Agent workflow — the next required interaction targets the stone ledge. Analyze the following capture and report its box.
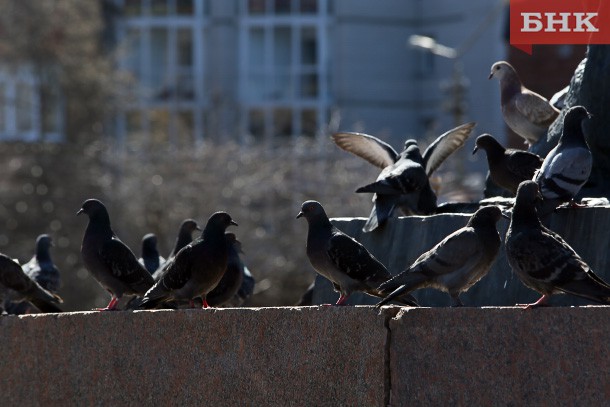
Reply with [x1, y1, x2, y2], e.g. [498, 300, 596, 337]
[1, 306, 609, 406]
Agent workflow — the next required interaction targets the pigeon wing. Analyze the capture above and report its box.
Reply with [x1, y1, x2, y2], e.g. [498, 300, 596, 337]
[100, 238, 155, 292]
[331, 132, 399, 169]
[422, 122, 476, 176]
[514, 91, 559, 127]
[326, 231, 390, 285]
[506, 150, 543, 181]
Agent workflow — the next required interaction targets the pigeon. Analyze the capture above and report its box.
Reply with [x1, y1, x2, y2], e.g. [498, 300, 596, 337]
[0, 254, 63, 313]
[489, 61, 560, 146]
[23, 234, 61, 293]
[78, 199, 155, 311]
[139, 212, 237, 309]
[168, 219, 201, 259]
[206, 233, 245, 307]
[152, 219, 201, 281]
[376, 205, 503, 307]
[235, 267, 255, 305]
[505, 180, 610, 308]
[139, 233, 165, 275]
[332, 122, 476, 232]
[297, 200, 418, 306]
[473, 133, 543, 195]
[534, 105, 592, 215]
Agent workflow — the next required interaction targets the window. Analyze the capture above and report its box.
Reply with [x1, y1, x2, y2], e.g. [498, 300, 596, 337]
[240, 0, 329, 143]
[115, 0, 202, 145]
[0, 65, 63, 141]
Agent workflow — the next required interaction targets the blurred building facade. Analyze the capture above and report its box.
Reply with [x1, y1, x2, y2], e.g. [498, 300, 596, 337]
[0, 0, 514, 150]
[109, 0, 508, 149]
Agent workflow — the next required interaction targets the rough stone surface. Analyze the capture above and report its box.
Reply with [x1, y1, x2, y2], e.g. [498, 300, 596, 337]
[0, 307, 391, 406]
[314, 205, 610, 307]
[388, 306, 610, 406]
[2, 307, 610, 406]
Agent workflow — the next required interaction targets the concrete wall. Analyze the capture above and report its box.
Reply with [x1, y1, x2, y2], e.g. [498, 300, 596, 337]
[1, 306, 609, 406]
[313, 205, 610, 307]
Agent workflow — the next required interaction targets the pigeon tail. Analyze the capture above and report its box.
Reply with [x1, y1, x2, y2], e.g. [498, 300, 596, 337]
[375, 284, 410, 308]
[29, 297, 63, 313]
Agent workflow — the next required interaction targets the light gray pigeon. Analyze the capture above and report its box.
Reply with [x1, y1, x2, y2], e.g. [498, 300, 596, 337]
[376, 205, 503, 307]
[534, 105, 592, 216]
[332, 122, 476, 232]
[139, 212, 237, 309]
[297, 200, 418, 306]
[139, 233, 165, 275]
[0, 253, 63, 313]
[489, 61, 560, 146]
[505, 181, 610, 308]
[473, 133, 543, 195]
[78, 199, 155, 311]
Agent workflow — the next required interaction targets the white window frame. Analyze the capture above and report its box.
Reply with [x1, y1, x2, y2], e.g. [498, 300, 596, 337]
[238, 0, 330, 145]
[114, 0, 205, 146]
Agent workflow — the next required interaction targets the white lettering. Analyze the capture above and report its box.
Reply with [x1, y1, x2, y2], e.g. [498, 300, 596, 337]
[573, 12, 599, 32]
[544, 13, 571, 32]
[522, 13, 543, 32]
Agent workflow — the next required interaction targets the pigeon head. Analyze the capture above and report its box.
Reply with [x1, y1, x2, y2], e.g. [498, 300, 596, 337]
[562, 105, 591, 143]
[489, 61, 517, 81]
[142, 233, 158, 251]
[473, 134, 503, 156]
[36, 234, 53, 249]
[180, 219, 201, 234]
[403, 139, 418, 151]
[204, 212, 238, 235]
[296, 200, 329, 222]
[77, 199, 110, 222]
[515, 180, 543, 208]
[469, 205, 503, 228]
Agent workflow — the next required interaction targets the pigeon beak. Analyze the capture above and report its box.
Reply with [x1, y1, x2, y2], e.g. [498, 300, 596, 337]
[296, 211, 304, 219]
[488, 72, 493, 79]
[76, 208, 84, 216]
[230, 220, 238, 227]
[472, 146, 479, 155]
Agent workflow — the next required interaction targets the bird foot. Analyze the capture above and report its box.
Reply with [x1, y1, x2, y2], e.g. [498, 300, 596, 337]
[567, 200, 587, 209]
[517, 295, 549, 310]
[93, 307, 119, 312]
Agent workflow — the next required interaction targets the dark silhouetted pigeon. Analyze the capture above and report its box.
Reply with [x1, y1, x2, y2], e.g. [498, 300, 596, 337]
[207, 233, 245, 307]
[152, 219, 201, 281]
[505, 181, 610, 308]
[332, 122, 475, 232]
[534, 105, 592, 215]
[376, 205, 503, 307]
[78, 199, 155, 311]
[168, 219, 201, 259]
[139, 212, 237, 309]
[0, 254, 63, 313]
[489, 61, 560, 146]
[473, 133, 543, 195]
[139, 233, 165, 275]
[297, 200, 418, 306]
[233, 267, 255, 306]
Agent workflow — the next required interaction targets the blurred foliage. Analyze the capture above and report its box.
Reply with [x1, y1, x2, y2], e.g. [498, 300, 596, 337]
[0, 0, 118, 142]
